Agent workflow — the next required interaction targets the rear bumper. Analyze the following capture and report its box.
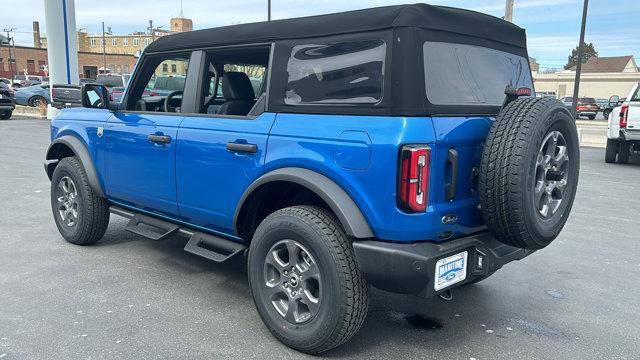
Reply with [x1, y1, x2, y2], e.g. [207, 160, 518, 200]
[352, 232, 533, 298]
[577, 110, 596, 116]
[620, 129, 640, 141]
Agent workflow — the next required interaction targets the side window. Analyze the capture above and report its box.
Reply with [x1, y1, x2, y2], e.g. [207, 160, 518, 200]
[128, 56, 189, 112]
[223, 64, 266, 98]
[284, 39, 386, 105]
[631, 86, 640, 102]
[423, 42, 533, 106]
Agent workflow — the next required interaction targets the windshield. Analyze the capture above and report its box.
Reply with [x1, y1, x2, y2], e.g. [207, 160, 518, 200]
[423, 42, 533, 106]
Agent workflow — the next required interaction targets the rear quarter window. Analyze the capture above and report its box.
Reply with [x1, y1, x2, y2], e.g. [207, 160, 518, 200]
[284, 39, 386, 105]
[423, 42, 533, 106]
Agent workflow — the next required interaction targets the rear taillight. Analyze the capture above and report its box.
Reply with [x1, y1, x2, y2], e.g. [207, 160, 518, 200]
[398, 145, 430, 213]
[620, 104, 629, 129]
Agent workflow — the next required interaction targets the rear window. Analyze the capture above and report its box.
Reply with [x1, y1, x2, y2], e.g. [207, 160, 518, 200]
[284, 39, 386, 105]
[96, 75, 124, 88]
[423, 42, 533, 106]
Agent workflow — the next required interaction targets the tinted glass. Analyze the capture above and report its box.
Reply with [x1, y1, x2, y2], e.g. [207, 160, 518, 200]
[578, 97, 596, 104]
[423, 42, 533, 106]
[285, 39, 386, 105]
[96, 75, 124, 87]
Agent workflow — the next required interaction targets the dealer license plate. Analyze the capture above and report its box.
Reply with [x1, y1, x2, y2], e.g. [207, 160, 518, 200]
[434, 251, 468, 291]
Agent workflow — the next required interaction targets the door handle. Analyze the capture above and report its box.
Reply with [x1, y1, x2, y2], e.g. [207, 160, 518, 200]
[148, 134, 172, 144]
[226, 142, 257, 154]
[445, 148, 458, 201]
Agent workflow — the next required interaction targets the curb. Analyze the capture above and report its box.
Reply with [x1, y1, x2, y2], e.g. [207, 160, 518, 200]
[12, 105, 47, 118]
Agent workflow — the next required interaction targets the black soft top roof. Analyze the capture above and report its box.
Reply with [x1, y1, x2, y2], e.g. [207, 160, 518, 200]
[146, 3, 526, 53]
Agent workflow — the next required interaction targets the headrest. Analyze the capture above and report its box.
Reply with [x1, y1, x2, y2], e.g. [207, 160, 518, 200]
[222, 72, 255, 100]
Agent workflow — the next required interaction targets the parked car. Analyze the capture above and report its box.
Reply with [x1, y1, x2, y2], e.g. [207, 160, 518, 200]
[605, 83, 640, 163]
[0, 81, 15, 119]
[12, 75, 44, 88]
[0, 77, 11, 86]
[14, 84, 50, 107]
[149, 75, 186, 97]
[51, 84, 82, 109]
[536, 91, 556, 98]
[95, 74, 131, 103]
[596, 98, 608, 111]
[560, 96, 573, 112]
[576, 97, 598, 119]
[603, 96, 626, 120]
[44, 4, 579, 354]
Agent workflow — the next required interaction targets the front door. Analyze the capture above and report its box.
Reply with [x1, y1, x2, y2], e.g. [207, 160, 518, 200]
[103, 112, 183, 216]
[102, 54, 191, 217]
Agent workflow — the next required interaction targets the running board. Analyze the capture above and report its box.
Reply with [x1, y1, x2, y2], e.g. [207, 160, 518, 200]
[109, 206, 247, 263]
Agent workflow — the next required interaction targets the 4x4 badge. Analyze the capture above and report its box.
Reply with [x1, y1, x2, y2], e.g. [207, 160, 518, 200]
[442, 214, 458, 224]
[97, 127, 103, 137]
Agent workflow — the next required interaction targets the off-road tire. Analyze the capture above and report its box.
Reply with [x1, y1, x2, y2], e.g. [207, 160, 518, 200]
[480, 97, 579, 250]
[248, 206, 368, 354]
[605, 139, 618, 163]
[50, 156, 110, 245]
[618, 141, 630, 164]
[0, 110, 10, 120]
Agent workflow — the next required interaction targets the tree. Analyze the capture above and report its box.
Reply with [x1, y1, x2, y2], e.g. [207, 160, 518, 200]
[564, 42, 597, 70]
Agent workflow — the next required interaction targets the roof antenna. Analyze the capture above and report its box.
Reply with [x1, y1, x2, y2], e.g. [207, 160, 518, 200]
[179, 0, 184, 17]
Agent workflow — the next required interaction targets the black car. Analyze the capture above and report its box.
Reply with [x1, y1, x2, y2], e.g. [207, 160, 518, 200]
[0, 81, 15, 119]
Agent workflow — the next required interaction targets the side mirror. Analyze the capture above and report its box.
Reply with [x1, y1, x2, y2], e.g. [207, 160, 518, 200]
[81, 83, 109, 109]
[609, 95, 619, 107]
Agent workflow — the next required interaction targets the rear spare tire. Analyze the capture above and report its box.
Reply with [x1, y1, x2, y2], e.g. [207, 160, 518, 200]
[480, 97, 579, 250]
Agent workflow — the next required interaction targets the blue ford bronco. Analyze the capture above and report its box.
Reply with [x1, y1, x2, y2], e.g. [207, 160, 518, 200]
[44, 4, 579, 354]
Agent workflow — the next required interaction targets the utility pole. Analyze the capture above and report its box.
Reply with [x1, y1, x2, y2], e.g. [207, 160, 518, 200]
[268, 0, 271, 21]
[3, 27, 18, 78]
[571, 0, 589, 116]
[101, 22, 107, 74]
[504, 0, 514, 22]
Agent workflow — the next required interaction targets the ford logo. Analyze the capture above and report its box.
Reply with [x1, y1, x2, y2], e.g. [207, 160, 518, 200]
[442, 214, 457, 224]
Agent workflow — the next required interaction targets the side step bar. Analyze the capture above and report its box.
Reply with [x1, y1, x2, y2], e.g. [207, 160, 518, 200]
[109, 206, 246, 263]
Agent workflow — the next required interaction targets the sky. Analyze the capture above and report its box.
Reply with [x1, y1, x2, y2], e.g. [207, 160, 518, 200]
[3, 0, 640, 70]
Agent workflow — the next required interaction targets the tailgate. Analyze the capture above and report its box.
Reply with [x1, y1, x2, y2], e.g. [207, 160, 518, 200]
[429, 116, 490, 240]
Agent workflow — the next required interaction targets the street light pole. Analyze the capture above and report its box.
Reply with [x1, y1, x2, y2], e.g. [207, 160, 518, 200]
[268, 0, 271, 21]
[571, 0, 589, 117]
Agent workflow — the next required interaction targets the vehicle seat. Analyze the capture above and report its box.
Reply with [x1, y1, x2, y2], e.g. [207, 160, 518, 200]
[217, 72, 255, 116]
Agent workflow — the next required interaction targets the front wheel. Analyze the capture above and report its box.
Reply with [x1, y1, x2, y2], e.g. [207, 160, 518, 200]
[248, 206, 368, 354]
[50, 156, 110, 245]
[29, 96, 46, 107]
[0, 110, 11, 120]
[587, 115, 596, 120]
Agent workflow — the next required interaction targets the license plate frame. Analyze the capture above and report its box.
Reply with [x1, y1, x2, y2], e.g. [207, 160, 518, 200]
[434, 251, 468, 291]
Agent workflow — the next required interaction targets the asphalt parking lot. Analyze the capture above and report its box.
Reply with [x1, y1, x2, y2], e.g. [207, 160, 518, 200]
[1, 118, 639, 359]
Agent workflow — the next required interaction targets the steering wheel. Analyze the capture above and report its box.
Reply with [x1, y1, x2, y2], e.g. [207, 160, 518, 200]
[164, 91, 183, 112]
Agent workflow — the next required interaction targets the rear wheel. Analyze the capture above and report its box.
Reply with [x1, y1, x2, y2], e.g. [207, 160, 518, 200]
[50, 157, 110, 245]
[480, 97, 579, 250]
[618, 141, 630, 164]
[0, 110, 10, 120]
[605, 139, 618, 163]
[248, 206, 368, 354]
[587, 115, 596, 120]
[603, 109, 611, 120]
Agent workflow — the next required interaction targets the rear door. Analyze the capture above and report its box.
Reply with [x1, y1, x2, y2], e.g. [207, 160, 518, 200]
[625, 83, 640, 130]
[175, 47, 274, 236]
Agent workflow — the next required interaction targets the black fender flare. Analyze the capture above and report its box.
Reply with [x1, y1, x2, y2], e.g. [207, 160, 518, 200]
[44, 135, 105, 198]
[234, 167, 374, 239]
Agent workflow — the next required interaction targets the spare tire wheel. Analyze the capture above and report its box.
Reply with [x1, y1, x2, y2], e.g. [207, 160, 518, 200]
[480, 97, 579, 250]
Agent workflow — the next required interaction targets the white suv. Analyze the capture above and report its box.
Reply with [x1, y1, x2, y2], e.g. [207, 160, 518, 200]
[606, 82, 640, 163]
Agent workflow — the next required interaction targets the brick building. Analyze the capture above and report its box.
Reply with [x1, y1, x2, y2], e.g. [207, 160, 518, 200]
[0, 45, 136, 80]
[37, 16, 193, 56]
